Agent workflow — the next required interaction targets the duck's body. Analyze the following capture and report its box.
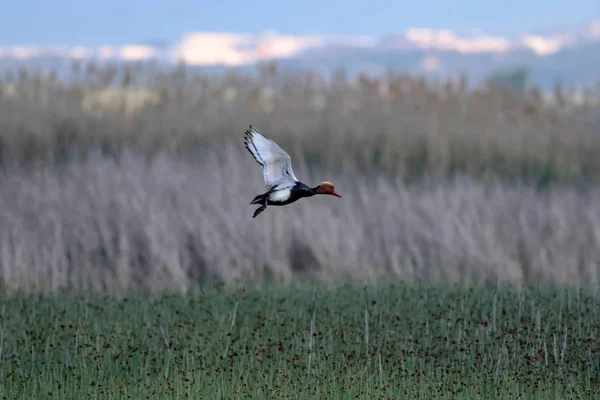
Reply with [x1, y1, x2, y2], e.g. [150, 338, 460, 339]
[250, 181, 319, 206]
[244, 126, 341, 218]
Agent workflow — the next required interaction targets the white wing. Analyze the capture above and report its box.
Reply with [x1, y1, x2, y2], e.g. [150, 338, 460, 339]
[244, 126, 299, 190]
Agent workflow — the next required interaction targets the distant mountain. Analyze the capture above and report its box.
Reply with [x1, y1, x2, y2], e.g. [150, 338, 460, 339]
[0, 21, 598, 89]
[269, 39, 600, 89]
[259, 21, 600, 88]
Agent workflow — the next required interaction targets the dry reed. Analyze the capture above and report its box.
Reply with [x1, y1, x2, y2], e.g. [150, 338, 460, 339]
[0, 147, 599, 294]
[0, 63, 599, 293]
[0, 63, 599, 184]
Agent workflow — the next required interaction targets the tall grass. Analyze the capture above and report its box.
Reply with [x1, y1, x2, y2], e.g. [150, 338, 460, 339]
[1, 63, 600, 293]
[1, 148, 600, 294]
[1, 63, 599, 185]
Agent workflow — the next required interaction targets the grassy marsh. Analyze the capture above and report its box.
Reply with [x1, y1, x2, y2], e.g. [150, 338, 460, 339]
[0, 282, 599, 399]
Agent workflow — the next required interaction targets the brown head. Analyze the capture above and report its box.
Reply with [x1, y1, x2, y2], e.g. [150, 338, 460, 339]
[315, 181, 342, 198]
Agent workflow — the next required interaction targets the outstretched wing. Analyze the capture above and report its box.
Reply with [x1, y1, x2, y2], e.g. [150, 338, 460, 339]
[244, 125, 299, 190]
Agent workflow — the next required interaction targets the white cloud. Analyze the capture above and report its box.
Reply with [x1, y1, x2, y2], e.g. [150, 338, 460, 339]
[11, 46, 43, 59]
[170, 31, 325, 66]
[98, 46, 115, 59]
[589, 21, 600, 38]
[0, 45, 92, 60]
[256, 33, 324, 60]
[520, 35, 565, 55]
[0, 43, 154, 62]
[405, 28, 512, 53]
[70, 46, 90, 59]
[171, 32, 254, 65]
[119, 45, 157, 61]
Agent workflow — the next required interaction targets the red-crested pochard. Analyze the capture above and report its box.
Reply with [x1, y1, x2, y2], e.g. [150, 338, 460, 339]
[244, 125, 342, 218]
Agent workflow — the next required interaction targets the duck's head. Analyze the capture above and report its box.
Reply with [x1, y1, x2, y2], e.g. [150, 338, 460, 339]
[316, 181, 342, 198]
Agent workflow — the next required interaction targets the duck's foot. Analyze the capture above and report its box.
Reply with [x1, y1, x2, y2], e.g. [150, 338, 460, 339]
[253, 204, 267, 218]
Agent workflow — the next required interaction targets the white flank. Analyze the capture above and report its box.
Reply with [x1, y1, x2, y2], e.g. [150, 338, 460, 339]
[270, 188, 292, 202]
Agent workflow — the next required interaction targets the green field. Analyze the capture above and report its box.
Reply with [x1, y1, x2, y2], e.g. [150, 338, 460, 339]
[0, 282, 598, 399]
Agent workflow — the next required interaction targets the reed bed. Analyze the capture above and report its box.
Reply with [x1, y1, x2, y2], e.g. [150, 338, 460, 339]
[1, 63, 599, 185]
[1, 63, 600, 293]
[1, 147, 600, 294]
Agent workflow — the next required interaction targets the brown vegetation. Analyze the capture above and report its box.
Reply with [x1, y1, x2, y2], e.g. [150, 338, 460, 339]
[1, 63, 599, 183]
[0, 63, 599, 293]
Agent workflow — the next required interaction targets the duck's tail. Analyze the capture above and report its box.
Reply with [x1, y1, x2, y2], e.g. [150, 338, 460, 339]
[249, 192, 268, 205]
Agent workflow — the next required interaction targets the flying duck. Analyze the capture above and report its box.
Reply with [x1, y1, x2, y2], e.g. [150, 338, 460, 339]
[244, 125, 342, 218]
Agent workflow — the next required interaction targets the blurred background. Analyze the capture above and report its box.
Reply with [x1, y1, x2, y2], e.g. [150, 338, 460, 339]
[1, 1, 599, 294]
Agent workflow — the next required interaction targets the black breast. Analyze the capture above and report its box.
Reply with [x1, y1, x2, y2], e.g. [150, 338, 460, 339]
[288, 182, 316, 202]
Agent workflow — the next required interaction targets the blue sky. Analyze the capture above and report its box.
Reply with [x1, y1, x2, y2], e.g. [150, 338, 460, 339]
[1, 0, 599, 46]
